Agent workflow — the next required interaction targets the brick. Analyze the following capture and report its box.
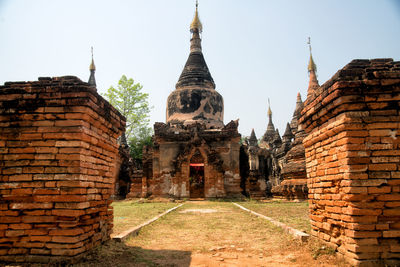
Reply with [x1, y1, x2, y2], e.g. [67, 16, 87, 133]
[31, 248, 51, 255]
[1, 217, 21, 223]
[5, 230, 25, 237]
[23, 167, 45, 173]
[383, 230, 400, 238]
[368, 186, 391, 194]
[345, 229, 382, 238]
[22, 216, 56, 223]
[8, 224, 32, 230]
[10, 203, 53, 209]
[51, 209, 85, 217]
[29, 236, 51, 242]
[49, 228, 84, 236]
[51, 246, 85, 256]
[26, 229, 48, 236]
[23, 210, 45, 216]
[45, 241, 84, 249]
[33, 188, 60, 195]
[369, 164, 397, 171]
[51, 235, 81, 244]
[33, 195, 87, 202]
[35, 147, 58, 153]
[55, 141, 82, 147]
[383, 208, 400, 216]
[8, 248, 28, 255]
[54, 202, 90, 209]
[8, 174, 32, 182]
[11, 188, 33, 195]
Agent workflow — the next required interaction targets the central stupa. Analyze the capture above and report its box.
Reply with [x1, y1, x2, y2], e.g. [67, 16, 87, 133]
[141, 2, 242, 199]
[166, 2, 224, 129]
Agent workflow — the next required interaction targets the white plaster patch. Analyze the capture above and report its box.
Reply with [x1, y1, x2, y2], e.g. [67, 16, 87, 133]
[181, 183, 188, 197]
[259, 179, 267, 191]
[389, 130, 397, 140]
[179, 209, 219, 214]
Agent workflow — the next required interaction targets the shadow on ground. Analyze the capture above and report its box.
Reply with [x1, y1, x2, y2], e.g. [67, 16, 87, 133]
[73, 240, 191, 267]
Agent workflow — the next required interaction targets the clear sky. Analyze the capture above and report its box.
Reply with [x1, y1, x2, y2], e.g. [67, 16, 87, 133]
[1, 0, 399, 138]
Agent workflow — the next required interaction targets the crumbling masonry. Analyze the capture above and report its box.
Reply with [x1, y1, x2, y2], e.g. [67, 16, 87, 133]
[301, 58, 400, 266]
[0, 76, 125, 263]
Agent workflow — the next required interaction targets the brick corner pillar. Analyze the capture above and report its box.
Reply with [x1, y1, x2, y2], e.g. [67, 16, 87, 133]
[300, 58, 400, 266]
[0, 76, 125, 263]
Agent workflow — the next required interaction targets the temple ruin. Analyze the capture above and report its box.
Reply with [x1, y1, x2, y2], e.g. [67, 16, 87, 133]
[0, 2, 399, 266]
[0, 76, 125, 263]
[141, 3, 242, 198]
[301, 58, 400, 266]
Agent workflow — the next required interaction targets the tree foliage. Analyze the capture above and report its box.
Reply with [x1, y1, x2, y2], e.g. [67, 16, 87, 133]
[103, 75, 153, 163]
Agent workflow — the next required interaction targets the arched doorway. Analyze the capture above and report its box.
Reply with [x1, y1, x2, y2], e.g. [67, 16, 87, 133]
[189, 150, 205, 198]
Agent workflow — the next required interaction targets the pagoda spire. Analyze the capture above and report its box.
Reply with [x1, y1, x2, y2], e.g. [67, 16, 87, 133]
[175, 1, 215, 90]
[249, 128, 258, 146]
[262, 98, 276, 143]
[307, 37, 319, 98]
[88, 47, 96, 88]
[190, 0, 202, 53]
[267, 98, 272, 122]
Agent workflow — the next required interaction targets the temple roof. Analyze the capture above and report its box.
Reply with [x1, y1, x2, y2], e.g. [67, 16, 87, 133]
[176, 52, 215, 89]
[249, 128, 258, 146]
[307, 38, 319, 98]
[283, 122, 294, 139]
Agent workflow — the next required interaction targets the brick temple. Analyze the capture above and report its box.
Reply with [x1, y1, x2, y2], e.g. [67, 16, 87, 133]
[141, 3, 242, 198]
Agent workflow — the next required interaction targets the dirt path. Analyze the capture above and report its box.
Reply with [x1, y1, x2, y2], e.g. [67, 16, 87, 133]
[76, 201, 343, 267]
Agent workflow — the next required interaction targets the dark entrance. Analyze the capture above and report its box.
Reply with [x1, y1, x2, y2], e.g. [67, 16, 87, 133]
[189, 150, 205, 198]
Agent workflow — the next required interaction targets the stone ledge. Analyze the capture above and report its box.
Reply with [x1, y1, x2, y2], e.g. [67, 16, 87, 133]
[233, 202, 310, 242]
[111, 203, 184, 242]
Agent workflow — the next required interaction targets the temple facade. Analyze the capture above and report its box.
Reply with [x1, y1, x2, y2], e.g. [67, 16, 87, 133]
[141, 3, 242, 198]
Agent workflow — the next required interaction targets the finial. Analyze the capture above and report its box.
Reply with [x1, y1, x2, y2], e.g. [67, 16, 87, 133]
[297, 92, 302, 102]
[88, 46, 97, 87]
[89, 46, 96, 71]
[190, 0, 203, 33]
[307, 37, 317, 73]
[267, 98, 272, 117]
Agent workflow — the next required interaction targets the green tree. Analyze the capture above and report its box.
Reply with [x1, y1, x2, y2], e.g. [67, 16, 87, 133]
[103, 75, 153, 162]
[129, 126, 153, 166]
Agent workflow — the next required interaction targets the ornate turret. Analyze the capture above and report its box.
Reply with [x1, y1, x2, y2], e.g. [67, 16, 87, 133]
[88, 47, 96, 88]
[273, 129, 282, 146]
[307, 38, 319, 98]
[282, 123, 294, 144]
[262, 99, 276, 143]
[166, 1, 223, 128]
[290, 92, 303, 132]
[249, 129, 258, 147]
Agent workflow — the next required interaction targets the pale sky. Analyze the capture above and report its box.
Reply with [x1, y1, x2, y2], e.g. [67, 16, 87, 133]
[1, 0, 399, 138]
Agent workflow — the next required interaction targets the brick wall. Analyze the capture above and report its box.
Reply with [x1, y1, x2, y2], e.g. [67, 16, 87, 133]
[0, 76, 125, 263]
[300, 59, 400, 266]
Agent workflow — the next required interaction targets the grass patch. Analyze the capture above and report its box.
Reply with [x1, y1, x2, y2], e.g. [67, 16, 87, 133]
[74, 201, 340, 267]
[111, 200, 178, 235]
[238, 200, 311, 233]
[128, 201, 294, 254]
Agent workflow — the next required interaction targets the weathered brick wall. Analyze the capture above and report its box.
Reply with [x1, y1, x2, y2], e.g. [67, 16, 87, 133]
[0, 76, 125, 263]
[300, 59, 400, 266]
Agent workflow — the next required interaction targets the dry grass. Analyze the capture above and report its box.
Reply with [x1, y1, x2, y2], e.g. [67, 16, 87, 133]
[111, 199, 177, 235]
[74, 201, 342, 266]
[128, 201, 293, 253]
[238, 200, 311, 233]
